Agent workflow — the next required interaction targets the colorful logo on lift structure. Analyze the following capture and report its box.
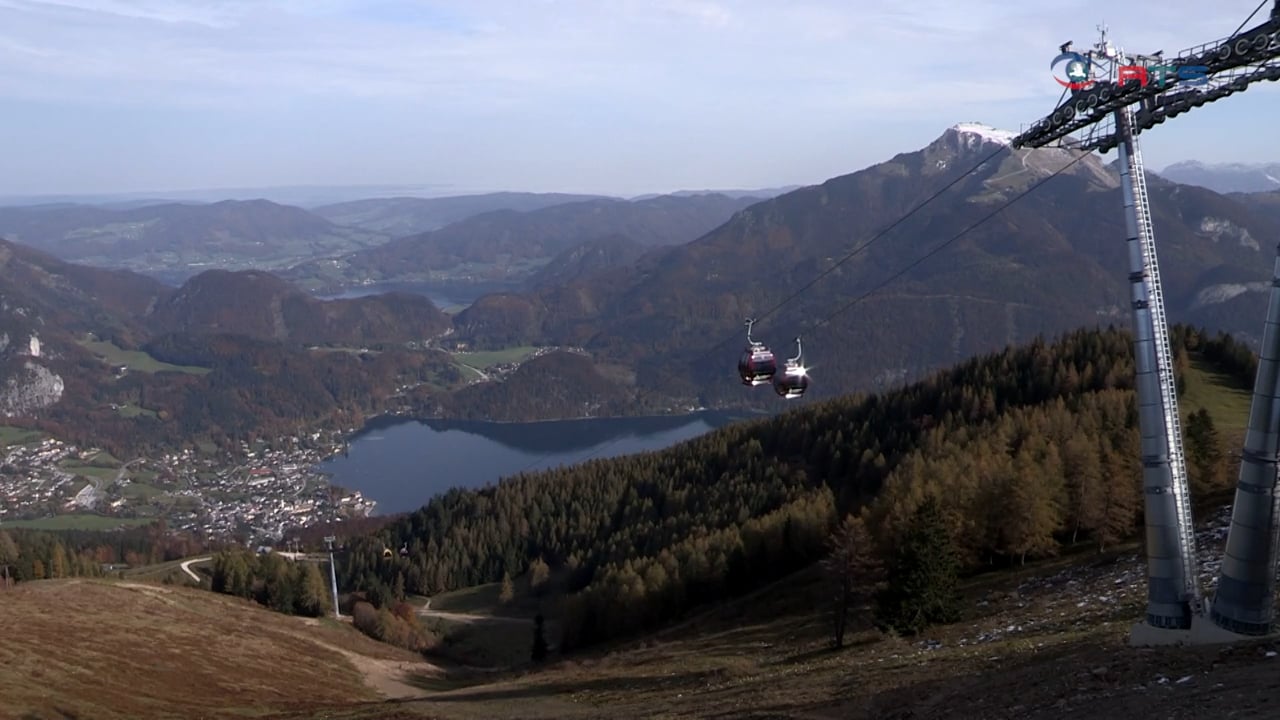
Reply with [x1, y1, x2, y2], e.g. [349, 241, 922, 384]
[1050, 51, 1209, 89]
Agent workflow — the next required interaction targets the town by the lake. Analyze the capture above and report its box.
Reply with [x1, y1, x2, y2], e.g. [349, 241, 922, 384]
[0, 428, 375, 543]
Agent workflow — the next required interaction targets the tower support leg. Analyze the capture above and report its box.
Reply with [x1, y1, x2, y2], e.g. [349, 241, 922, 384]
[1211, 242, 1280, 635]
[1114, 109, 1198, 633]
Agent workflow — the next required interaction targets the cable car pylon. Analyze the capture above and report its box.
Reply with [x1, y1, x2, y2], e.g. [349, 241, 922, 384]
[1013, 7, 1280, 646]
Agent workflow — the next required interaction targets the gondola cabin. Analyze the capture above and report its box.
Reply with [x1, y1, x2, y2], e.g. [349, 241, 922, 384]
[738, 346, 776, 386]
[772, 336, 809, 399]
[738, 318, 777, 385]
[773, 362, 809, 399]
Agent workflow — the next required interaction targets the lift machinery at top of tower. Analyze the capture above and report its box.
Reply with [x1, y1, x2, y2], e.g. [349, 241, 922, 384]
[1012, 2, 1280, 154]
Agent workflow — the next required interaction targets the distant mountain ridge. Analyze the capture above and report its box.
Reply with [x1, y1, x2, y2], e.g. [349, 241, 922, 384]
[629, 186, 804, 200]
[1158, 160, 1280, 194]
[0, 184, 458, 209]
[310, 192, 612, 238]
[5, 122, 1280, 437]
[283, 193, 763, 291]
[443, 122, 1280, 414]
[145, 269, 451, 345]
[0, 199, 387, 284]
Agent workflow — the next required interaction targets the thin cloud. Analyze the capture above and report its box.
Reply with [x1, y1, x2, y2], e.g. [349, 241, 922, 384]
[0, 0, 1275, 194]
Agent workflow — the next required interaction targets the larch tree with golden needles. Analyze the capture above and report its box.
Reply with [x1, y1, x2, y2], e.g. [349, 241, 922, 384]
[822, 514, 883, 648]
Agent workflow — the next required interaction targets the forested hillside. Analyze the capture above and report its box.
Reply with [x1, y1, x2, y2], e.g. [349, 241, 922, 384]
[31, 334, 463, 455]
[0, 521, 207, 583]
[338, 324, 1249, 649]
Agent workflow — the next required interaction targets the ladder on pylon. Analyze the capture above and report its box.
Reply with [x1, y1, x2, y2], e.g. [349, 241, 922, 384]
[1123, 106, 1200, 601]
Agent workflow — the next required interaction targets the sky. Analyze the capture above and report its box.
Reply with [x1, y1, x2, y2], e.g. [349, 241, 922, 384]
[0, 0, 1277, 198]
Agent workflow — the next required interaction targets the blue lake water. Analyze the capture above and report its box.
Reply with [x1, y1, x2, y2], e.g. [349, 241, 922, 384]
[318, 411, 754, 515]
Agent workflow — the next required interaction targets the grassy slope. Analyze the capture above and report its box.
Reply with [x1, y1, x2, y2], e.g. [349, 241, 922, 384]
[78, 335, 211, 375]
[1181, 356, 1252, 437]
[1, 515, 156, 531]
[0, 579, 436, 720]
[0, 425, 44, 446]
[452, 346, 540, 368]
[265, 547, 1280, 720]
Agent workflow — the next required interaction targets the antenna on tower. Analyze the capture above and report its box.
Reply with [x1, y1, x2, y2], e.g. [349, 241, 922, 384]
[1094, 23, 1117, 59]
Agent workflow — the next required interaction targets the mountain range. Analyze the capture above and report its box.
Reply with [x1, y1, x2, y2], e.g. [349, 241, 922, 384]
[0, 199, 387, 284]
[0, 184, 800, 211]
[1158, 160, 1280, 194]
[3, 122, 1280, 438]
[0, 191, 773, 291]
[0, 239, 462, 451]
[310, 192, 610, 238]
[0, 184, 458, 209]
[444, 123, 1280, 412]
[281, 193, 765, 291]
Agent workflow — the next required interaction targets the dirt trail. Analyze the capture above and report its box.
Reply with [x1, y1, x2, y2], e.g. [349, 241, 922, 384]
[293, 616, 441, 700]
[419, 598, 530, 625]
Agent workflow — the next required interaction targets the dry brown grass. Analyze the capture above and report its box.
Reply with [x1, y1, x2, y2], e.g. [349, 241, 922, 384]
[11, 538, 1280, 719]
[296, 547, 1280, 720]
[0, 579, 438, 720]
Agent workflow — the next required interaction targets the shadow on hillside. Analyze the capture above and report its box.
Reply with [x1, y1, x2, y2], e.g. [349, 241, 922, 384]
[402, 668, 725, 704]
[693, 633, 1260, 720]
[403, 671, 498, 693]
[767, 635, 881, 666]
[21, 709, 83, 720]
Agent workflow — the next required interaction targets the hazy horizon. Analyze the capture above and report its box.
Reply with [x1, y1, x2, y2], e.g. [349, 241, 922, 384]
[0, 181, 813, 209]
[2, 1, 1277, 197]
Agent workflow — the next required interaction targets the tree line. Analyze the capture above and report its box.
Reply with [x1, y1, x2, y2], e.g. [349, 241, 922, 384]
[329, 323, 1245, 648]
[0, 520, 208, 585]
[206, 546, 437, 652]
[209, 548, 332, 616]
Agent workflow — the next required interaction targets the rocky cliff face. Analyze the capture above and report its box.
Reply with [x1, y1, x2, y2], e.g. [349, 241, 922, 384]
[0, 359, 64, 416]
[0, 331, 63, 416]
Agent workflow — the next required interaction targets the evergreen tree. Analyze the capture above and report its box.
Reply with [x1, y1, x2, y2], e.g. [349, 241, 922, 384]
[531, 613, 549, 663]
[1185, 408, 1227, 494]
[295, 562, 331, 617]
[874, 497, 961, 635]
[261, 555, 297, 614]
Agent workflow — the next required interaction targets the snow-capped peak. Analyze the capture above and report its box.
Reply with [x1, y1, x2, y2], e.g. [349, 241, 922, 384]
[950, 122, 1016, 146]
